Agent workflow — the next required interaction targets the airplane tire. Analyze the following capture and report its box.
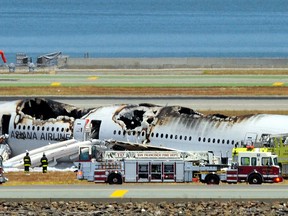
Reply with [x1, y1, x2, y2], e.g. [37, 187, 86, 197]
[248, 174, 262, 185]
[205, 174, 220, 185]
[108, 173, 123, 185]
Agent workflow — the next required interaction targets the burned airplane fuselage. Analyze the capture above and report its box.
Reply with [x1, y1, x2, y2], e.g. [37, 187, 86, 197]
[1, 98, 92, 156]
[85, 103, 288, 157]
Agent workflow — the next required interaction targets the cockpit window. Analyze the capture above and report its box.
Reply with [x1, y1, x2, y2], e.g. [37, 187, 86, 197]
[241, 157, 250, 166]
[79, 147, 90, 161]
[262, 157, 272, 166]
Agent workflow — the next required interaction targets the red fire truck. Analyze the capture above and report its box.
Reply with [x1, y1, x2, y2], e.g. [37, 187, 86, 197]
[207, 151, 283, 184]
[75, 143, 283, 185]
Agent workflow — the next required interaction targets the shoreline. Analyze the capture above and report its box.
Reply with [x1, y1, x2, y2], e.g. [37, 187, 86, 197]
[58, 57, 288, 69]
[2, 57, 288, 72]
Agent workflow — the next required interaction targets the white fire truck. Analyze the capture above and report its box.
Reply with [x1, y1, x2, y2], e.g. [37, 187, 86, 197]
[74, 143, 283, 185]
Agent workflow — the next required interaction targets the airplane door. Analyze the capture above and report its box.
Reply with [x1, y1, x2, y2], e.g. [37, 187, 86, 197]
[91, 120, 102, 139]
[244, 132, 258, 145]
[73, 119, 89, 141]
[1, 114, 11, 135]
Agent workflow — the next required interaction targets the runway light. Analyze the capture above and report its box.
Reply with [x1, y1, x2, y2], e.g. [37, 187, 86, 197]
[272, 82, 284, 87]
[51, 82, 61, 87]
[88, 76, 98, 80]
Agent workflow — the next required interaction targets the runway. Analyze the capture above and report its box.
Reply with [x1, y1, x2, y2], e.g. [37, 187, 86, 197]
[54, 96, 288, 111]
[1, 184, 287, 201]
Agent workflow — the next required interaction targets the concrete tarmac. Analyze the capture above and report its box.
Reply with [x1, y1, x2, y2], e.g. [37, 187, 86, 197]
[0, 184, 287, 201]
[56, 96, 288, 111]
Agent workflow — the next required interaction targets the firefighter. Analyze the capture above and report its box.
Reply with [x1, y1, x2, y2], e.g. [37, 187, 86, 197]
[23, 152, 31, 174]
[40, 153, 48, 173]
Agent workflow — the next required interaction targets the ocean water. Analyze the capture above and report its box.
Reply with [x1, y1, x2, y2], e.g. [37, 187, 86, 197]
[1, 0, 288, 63]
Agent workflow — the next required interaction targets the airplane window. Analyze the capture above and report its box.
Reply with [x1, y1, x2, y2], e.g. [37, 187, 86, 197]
[222, 139, 225, 144]
[56, 127, 59, 132]
[118, 131, 121, 135]
[160, 133, 163, 138]
[198, 137, 201, 142]
[179, 135, 182, 140]
[66, 128, 69, 132]
[203, 138, 206, 142]
[47, 127, 49, 131]
[184, 136, 187, 141]
[142, 131, 145, 137]
[27, 126, 30, 130]
[156, 133, 159, 138]
[227, 140, 230, 145]
[127, 131, 131, 136]
[213, 138, 215, 143]
[133, 131, 136, 136]
[208, 138, 211, 143]
[113, 130, 116, 135]
[170, 134, 173, 139]
[231, 140, 235, 145]
[23, 126, 26, 130]
[217, 139, 220, 144]
[52, 127, 54, 132]
[123, 131, 126, 136]
[151, 132, 154, 137]
[37, 126, 40, 131]
[61, 128, 64, 132]
[165, 134, 168, 139]
[189, 136, 192, 141]
[42, 127, 45, 131]
[18, 125, 21, 130]
[32, 126, 35, 130]
[175, 135, 178, 139]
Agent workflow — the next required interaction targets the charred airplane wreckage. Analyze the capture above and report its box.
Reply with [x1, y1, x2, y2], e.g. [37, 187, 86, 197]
[2, 98, 288, 168]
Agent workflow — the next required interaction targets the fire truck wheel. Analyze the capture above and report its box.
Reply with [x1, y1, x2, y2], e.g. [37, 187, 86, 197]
[108, 173, 123, 185]
[205, 174, 220, 185]
[248, 174, 262, 185]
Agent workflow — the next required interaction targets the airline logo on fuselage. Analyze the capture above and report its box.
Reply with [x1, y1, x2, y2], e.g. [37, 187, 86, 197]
[10, 130, 71, 141]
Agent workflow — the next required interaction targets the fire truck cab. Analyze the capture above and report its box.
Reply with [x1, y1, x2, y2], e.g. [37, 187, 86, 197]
[225, 151, 282, 184]
[233, 133, 288, 178]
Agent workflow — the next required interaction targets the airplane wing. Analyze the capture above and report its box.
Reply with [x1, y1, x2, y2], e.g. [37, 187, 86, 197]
[4, 139, 101, 168]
